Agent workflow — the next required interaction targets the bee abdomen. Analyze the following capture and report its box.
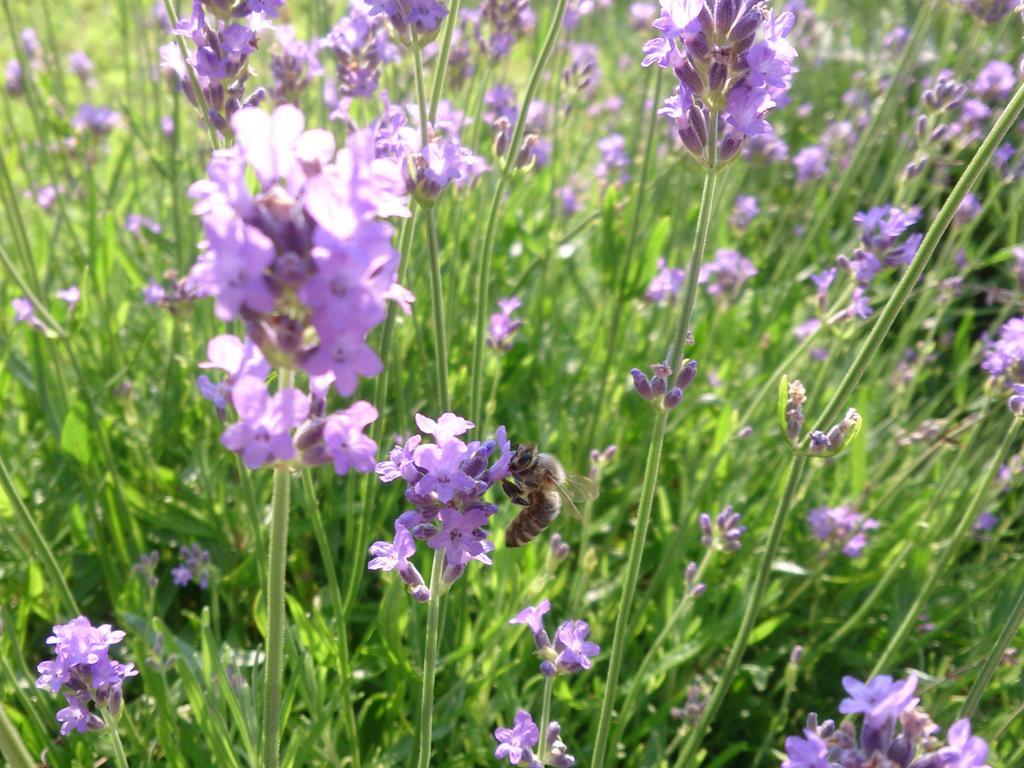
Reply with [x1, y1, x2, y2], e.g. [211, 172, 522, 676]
[505, 491, 560, 548]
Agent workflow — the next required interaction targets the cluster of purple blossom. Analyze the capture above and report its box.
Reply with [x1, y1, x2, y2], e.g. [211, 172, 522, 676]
[367, 0, 448, 45]
[161, 0, 282, 132]
[10, 286, 81, 332]
[699, 505, 746, 552]
[370, 413, 512, 598]
[488, 296, 523, 351]
[185, 104, 412, 472]
[631, 358, 699, 412]
[807, 504, 879, 558]
[700, 247, 757, 301]
[268, 25, 322, 105]
[642, 0, 798, 166]
[509, 599, 601, 677]
[484, 84, 552, 171]
[981, 317, 1024, 386]
[782, 673, 990, 768]
[35, 617, 138, 736]
[319, 1, 398, 115]
[494, 710, 576, 767]
[172, 544, 213, 588]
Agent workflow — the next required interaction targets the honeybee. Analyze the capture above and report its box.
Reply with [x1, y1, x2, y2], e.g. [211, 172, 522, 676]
[502, 444, 599, 548]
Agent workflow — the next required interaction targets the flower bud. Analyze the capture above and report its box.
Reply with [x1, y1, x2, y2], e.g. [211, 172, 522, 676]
[675, 359, 698, 390]
[808, 430, 830, 454]
[631, 368, 654, 400]
[662, 386, 683, 410]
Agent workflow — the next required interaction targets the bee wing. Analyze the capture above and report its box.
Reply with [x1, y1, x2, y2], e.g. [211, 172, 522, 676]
[561, 474, 600, 502]
[553, 474, 599, 521]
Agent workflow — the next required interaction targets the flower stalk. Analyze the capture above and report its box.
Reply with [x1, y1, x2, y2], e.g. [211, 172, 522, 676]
[416, 552, 446, 768]
[591, 117, 719, 768]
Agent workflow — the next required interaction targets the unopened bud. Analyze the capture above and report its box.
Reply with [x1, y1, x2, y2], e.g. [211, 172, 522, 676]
[631, 368, 654, 400]
[662, 386, 683, 410]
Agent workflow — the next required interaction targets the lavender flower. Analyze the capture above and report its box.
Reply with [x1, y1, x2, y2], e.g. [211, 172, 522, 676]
[197, 334, 271, 415]
[68, 51, 94, 83]
[479, 0, 535, 59]
[320, 2, 398, 108]
[643, 1, 798, 166]
[699, 248, 757, 301]
[131, 551, 160, 589]
[269, 26, 322, 104]
[981, 317, 1024, 384]
[793, 145, 829, 183]
[173, 543, 212, 589]
[487, 297, 523, 351]
[494, 710, 541, 766]
[125, 213, 163, 235]
[644, 258, 685, 303]
[56, 285, 81, 311]
[510, 600, 600, 676]
[783, 379, 807, 443]
[72, 104, 122, 134]
[372, 413, 511, 593]
[807, 504, 879, 557]
[368, 0, 448, 44]
[368, 520, 430, 601]
[631, 358, 698, 411]
[5, 59, 23, 96]
[220, 377, 310, 469]
[594, 133, 630, 183]
[730, 194, 759, 230]
[699, 505, 746, 552]
[35, 617, 138, 735]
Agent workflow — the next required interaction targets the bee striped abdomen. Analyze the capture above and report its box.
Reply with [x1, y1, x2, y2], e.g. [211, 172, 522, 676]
[505, 490, 561, 548]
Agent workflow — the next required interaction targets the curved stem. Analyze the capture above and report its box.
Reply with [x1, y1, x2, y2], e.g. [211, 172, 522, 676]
[868, 418, 1021, 679]
[537, 674, 554, 762]
[416, 553, 446, 768]
[469, 0, 570, 425]
[673, 454, 808, 768]
[261, 368, 294, 768]
[591, 135, 719, 768]
[959, 567, 1024, 721]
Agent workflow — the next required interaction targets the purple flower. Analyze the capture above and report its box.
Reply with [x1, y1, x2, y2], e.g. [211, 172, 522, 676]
[793, 145, 829, 183]
[974, 511, 999, 533]
[125, 214, 163, 235]
[323, 401, 378, 475]
[5, 58, 22, 96]
[595, 133, 630, 182]
[494, 710, 540, 765]
[954, 192, 981, 226]
[807, 505, 879, 557]
[12, 296, 40, 328]
[372, 413, 509, 591]
[68, 51, 94, 82]
[981, 317, 1024, 382]
[197, 334, 270, 408]
[699, 248, 757, 300]
[553, 620, 600, 672]
[487, 296, 523, 351]
[838, 673, 918, 728]
[320, 4, 398, 102]
[699, 506, 746, 552]
[143, 281, 166, 305]
[645, 258, 685, 303]
[220, 377, 310, 469]
[367, 0, 448, 39]
[730, 194, 759, 230]
[368, 521, 430, 600]
[71, 104, 122, 134]
[935, 718, 990, 767]
[782, 729, 833, 768]
[510, 599, 552, 650]
[175, 544, 212, 589]
[35, 617, 137, 735]
[172, 565, 192, 586]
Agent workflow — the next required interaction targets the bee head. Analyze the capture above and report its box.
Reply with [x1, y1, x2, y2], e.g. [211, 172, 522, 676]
[510, 443, 536, 474]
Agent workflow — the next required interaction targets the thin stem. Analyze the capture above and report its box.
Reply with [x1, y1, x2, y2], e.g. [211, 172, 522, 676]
[813, 79, 1024, 433]
[959, 568, 1024, 721]
[673, 454, 808, 768]
[160, 0, 220, 147]
[592, 141, 719, 768]
[537, 675, 554, 762]
[425, 209, 451, 412]
[416, 552, 446, 768]
[428, 0, 462, 122]
[868, 418, 1021, 679]
[0, 453, 80, 617]
[469, 0, 570, 425]
[261, 368, 295, 768]
[0, 704, 34, 768]
[102, 712, 131, 768]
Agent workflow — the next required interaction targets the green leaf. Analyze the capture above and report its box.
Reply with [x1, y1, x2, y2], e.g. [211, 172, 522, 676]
[59, 401, 92, 465]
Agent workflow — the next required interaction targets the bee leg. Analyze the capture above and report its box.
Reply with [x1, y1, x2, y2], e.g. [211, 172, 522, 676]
[502, 478, 529, 506]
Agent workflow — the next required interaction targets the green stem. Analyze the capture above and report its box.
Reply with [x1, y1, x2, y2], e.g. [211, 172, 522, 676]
[959, 567, 1024, 721]
[416, 553, 446, 768]
[469, 0, 570, 425]
[425, 209, 451, 413]
[537, 674, 554, 763]
[261, 369, 295, 768]
[0, 704, 35, 768]
[102, 711, 131, 768]
[868, 418, 1021, 679]
[591, 135, 719, 768]
[673, 454, 808, 768]
[0, 453, 80, 617]
[428, 0, 462, 122]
